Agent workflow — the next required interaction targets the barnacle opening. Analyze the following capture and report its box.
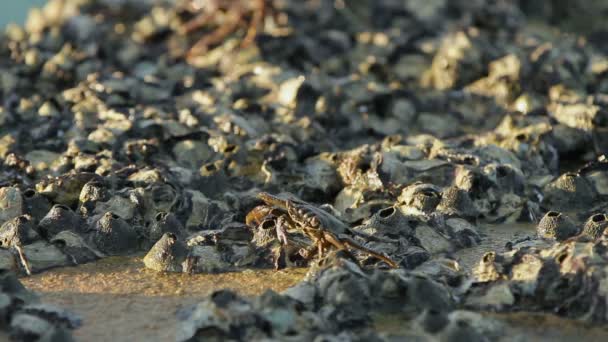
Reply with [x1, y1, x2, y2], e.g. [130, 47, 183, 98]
[260, 219, 276, 230]
[592, 214, 606, 223]
[378, 207, 396, 219]
[23, 189, 36, 198]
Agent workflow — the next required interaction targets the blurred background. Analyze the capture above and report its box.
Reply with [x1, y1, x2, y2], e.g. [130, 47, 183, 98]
[0, 1, 47, 27]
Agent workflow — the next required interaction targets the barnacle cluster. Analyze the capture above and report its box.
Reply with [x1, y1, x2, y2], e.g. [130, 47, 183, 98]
[2, 0, 608, 340]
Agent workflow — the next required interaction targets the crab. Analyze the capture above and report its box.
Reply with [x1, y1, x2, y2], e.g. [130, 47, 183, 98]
[180, 0, 276, 62]
[246, 192, 399, 268]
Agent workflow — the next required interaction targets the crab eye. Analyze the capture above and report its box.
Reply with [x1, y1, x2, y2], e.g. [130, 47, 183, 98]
[310, 217, 319, 227]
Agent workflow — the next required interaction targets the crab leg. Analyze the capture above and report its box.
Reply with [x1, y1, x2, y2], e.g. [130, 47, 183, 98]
[348, 228, 400, 244]
[299, 244, 318, 260]
[275, 215, 289, 245]
[186, 1, 244, 59]
[257, 192, 290, 209]
[317, 239, 325, 259]
[13, 244, 32, 276]
[241, 0, 265, 47]
[329, 232, 399, 268]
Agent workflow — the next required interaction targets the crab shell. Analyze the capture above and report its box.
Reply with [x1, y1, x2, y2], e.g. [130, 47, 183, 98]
[256, 192, 349, 235]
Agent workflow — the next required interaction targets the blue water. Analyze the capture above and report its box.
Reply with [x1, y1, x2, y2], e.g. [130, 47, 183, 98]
[0, 1, 48, 28]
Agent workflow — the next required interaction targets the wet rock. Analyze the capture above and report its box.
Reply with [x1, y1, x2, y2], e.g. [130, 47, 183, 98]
[20, 241, 70, 274]
[19, 303, 82, 330]
[467, 235, 608, 323]
[424, 31, 485, 90]
[184, 190, 231, 231]
[50, 231, 103, 264]
[176, 290, 274, 341]
[187, 246, 232, 274]
[444, 218, 481, 248]
[93, 195, 138, 222]
[415, 224, 453, 254]
[10, 313, 74, 342]
[173, 140, 214, 169]
[3, 0, 608, 338]
[437, 310, 506, 342]
[36, 173, 102, 207]
[78, 180, 108, 216]
[579, 155, 608, 196]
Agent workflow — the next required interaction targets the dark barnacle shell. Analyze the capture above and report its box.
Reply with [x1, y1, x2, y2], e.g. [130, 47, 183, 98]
[148, 211, 184, 244]
[537, 211, 579, 241]
[22, 189, 51, 224]
[90, 212, 138, 255]
[362, 206, 416, 237]
[146, 182, 179, 214]
[0, 215, 40, 248]
[581, 214, 608, 239]
[143, 233, 188, 273]
[398, 183, 443, 214]
[436, 187, 478, 220]
[542, 172, 598, 212]
[38, 204, 85, 238]
[251, 219, 280, 248]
